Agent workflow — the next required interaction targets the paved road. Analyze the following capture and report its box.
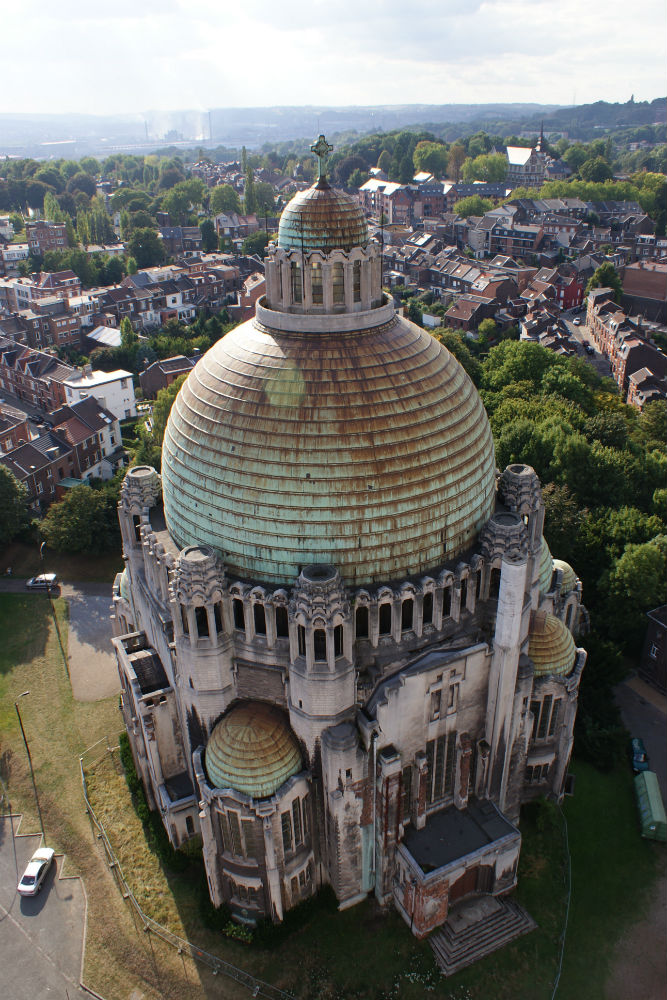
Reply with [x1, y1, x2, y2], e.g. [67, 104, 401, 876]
[0, 815, 91, 1000]
[615, 676, 667, 800]
[0, 579, 120, 702]
[560, 312, 614, 378]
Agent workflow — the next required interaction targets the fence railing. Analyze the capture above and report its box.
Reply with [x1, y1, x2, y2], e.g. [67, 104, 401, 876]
[80, 737, 294, 1000]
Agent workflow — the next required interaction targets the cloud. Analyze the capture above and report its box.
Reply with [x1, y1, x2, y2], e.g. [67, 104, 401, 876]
[0, 0, 664, 114]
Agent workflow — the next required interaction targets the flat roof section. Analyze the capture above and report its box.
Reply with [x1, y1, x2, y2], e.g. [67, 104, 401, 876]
[403, 799, 516, 874]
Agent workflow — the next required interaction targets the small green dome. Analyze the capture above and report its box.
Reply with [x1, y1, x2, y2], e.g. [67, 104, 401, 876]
[278, 180, 369, 253]
[205, 702, 302, 798]
[529, 612, 577, 677]
[553, 559, 577, 595]
[538, 537, 554, 594]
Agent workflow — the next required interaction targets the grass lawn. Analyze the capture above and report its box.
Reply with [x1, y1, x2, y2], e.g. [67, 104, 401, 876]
[85, 744, 663, 1000]
[0, 593, 206, 1000]
[0, 540, 123, 583]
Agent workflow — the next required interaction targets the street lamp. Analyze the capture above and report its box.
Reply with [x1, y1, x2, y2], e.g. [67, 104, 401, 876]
[15, 691, 45, 840]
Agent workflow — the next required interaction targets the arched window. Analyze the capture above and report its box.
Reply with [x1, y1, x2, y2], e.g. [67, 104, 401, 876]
[334, 624, 343, 657]
[442, 586, 452, 618]
[311, 262, 323, 304]
[214, 601, 224, 634]
[180, 604, 189, 635]
[297, 625, 306, 656]
[233, 598, 245, 631]
[379, 603, 392, 636]
[290, 261, 302, 303]
[195, 606, 209, 638]
[355, 605, 369, 638]
[489, 567, 501, 599]
[254, 603, 267, 635]
[460, 579, 468, 613]
[401, 598, 414, 631]
[423, 592, 433, 625]
[313, 629, 327, 661]
[275, 605, 289, 638]
[332, 262, 344, 304]
[353, 260, 361, 302]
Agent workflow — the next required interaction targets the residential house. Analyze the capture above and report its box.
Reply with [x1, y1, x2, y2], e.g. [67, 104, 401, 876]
[622, 260, 667, 322]
[25, 221, 67, 256]
[62, 365, 137, 421]
[139, 355, 196, 399]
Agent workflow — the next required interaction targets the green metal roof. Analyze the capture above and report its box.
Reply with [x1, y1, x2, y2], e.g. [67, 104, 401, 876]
[161, 315, 497, 587]
[538, 536, 553, 594]
[278, 180, 369, 253]
[529, 612, 576, 677]
[205, 702, 302, 798]
[552, 558, 577, 595]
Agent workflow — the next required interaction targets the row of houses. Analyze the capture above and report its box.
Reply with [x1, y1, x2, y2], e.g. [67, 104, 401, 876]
[587, 288, 667, 405]
[0, 337, 136, 421]
[0, 254, 244, 351]
[0, 395, 125, 514]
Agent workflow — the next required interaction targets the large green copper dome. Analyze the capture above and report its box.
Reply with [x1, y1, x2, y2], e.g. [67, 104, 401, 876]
[278, 179, 369, 253]
[161, 312, 497, 586]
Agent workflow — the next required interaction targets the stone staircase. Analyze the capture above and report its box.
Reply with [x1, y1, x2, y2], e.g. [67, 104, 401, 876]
[430, 895, 537, 977]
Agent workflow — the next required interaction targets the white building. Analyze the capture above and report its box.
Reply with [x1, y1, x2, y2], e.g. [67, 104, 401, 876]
[63, 365, 136, 421]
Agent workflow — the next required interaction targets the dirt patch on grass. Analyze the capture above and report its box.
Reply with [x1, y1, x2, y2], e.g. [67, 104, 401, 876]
[604, 855, 667, 1000]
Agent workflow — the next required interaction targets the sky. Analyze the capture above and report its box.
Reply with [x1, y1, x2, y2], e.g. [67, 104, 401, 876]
[2, 0, 665, 116]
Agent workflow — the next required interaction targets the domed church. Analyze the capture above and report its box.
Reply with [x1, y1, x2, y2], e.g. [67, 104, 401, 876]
[112, 137, 586, 949]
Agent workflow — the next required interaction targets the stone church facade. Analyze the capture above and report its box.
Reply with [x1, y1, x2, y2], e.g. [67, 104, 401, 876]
[112, 140, 585, 939]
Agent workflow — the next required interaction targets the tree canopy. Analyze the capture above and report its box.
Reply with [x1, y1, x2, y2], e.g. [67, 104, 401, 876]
[0, 466, 29, 547]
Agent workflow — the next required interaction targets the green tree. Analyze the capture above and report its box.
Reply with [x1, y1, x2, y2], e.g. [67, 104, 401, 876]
[462, 153, 507, 183]
[413, 141, 449, 178]
[0, 466, 29, 546]
[580, 157, 614, 182]
[66, 172, 97, 198]
[40, 484, 120, 554]
[477, 318, 497, 346]
[241, 230, 270, 257]
[200, 219, 217, 253]
[433, 329, 482, 386]
[586, 262, 623, 303]
[129, 227, 166, 268]
[151, 374, 188, 448]
[377, 150, 392, 174]
[453, 195, 493, 218]
[254, 181, 276, 217]
[210, 184, 241, 215]
[120, 316, 138, 352]
[244, 166, 257, 214]
[448, 144, 466, 181]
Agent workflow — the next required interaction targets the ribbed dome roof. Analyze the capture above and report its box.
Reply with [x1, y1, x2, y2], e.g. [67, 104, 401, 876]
[205, 702, 302, 798]
[278, 180, 369, 253]
[538, 537, 554, 594]
[529, 612, 576, 677]
[161, 313, 497, 586]
[553, 559, 577, 594]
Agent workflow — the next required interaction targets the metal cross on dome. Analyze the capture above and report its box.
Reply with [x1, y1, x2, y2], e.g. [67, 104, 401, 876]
[311, 134, 333, 181]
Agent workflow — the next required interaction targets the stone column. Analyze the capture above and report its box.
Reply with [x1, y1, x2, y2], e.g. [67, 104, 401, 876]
[455, 733, 473, 810]
[280, 259, 291, 308]
[344, 262, 354, 310]
[360, 259, 371, 310]
[260, 808, 283, 921]
[323, 262, 333, 311]
[303, 262, 313, 310]
[414, 752, 428, 830]
[486, 555, 528, 812]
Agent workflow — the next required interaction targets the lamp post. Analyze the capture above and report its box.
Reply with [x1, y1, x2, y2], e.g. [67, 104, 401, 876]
[15, 691, 45, 840]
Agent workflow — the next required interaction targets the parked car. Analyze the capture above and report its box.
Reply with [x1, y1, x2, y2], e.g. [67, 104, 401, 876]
[630, 737, 650, 774]
[573, 317, 581, 326]
[26, 573, 58, 590]
[584, 343, 595, 356]
[17, 847, 55, 896]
